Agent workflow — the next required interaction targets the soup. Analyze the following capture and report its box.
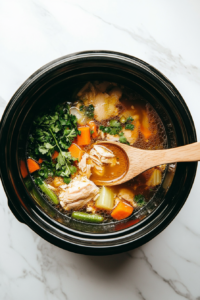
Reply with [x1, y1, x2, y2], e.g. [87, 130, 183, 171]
[26, 81, 167, 223]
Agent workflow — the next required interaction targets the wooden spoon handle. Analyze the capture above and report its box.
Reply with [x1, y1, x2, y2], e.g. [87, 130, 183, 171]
[148, 142, 200, 167]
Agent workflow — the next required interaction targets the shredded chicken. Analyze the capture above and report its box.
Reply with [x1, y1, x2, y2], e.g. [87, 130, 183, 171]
[59, 176, 99, 210]
[114, 197, 121, 207]
[47, 184, 57, 191]
[78, 153, 93, 178]
[86, 201, 97, 214]
[106, 134, 120, 142]
[92, 163, 105, 176]
[118, 188, 137, 207]
[51, 177, 64, 188]
[89, 145, 117, 166]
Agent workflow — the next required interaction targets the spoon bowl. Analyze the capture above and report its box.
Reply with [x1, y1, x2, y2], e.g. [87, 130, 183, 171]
[98, 141, 200, 186]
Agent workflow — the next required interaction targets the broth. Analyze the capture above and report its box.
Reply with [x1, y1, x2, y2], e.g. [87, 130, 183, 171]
[26, 81, 167, 224]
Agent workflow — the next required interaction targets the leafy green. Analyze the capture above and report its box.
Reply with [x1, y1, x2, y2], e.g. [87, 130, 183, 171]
[119, 136, 129, 144]
[109, 120, 121, 127]
[134, 194, 146, 207]
[27, 102, 80, 181]
[126, 116, 133, 122]
[64, 177, 71, 184]
[125, 123, 134, 130]
[99, 115, 134, 144]
[79, 104, 94, 118]
[99, 124, 122, 136]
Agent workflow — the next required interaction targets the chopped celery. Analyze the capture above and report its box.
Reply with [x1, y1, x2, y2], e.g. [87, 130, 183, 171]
[39, 181, 59, 205]
[147, 169, 162, 186]
[95, 186, 114, 210]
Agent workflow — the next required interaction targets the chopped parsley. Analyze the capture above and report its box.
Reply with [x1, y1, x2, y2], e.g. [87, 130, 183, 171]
[119, 136, 129, 144]
[109, 120, 121, 127]
[126, 116, 134, 122]
[27, 103, 80, 181]
[99, 124, 122, 136]
[99, 115, 134, 144]
[125, 123, 134, 130]
[79, 104, 94, 118]
[134, 194, 146, 207]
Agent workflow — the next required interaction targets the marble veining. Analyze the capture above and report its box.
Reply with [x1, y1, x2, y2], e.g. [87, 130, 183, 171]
[0, 0, 200, 299]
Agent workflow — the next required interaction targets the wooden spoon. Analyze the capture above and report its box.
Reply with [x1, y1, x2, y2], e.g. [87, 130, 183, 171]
[98, 141, 200, 186]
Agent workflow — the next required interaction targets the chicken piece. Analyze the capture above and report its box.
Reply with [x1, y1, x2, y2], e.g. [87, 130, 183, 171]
[93, 92, 120, 121]
[86, 201, 97, 214]
[93, 145, 114, 158]
[106, 134, 120, 142]
[118, 188, 137, 207]
[78, 153, 94, 178]
[114, 197, 121, 207]
[89, 154, 102, 166]
[65, 198, 93, 211]
[79, 164, 92, 179]
[59, 176, 99, 210]
[78, 153, 90, 173]
[51, 177, 64, 188]
[90, 145, 117, 166]
[99, 129, 105, 139]
[47, 184, 57, 191]
[92, 163, 106, 176]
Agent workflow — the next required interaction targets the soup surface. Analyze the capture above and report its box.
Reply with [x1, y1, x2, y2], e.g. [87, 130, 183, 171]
[26, 81, 167, 223]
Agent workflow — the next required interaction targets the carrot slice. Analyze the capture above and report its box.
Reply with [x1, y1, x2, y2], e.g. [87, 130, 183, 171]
[20, 160, 28, 178]
[111, 201, 134, 220]
[52, 151, 59, 160]
[38, 158, 43, 164]
[140, 110, 152, 139]
[68, 143, 84, 161]
[27, 158, 40, 174]
[77, 127, 91, 146]
[88, 121, 98, 138]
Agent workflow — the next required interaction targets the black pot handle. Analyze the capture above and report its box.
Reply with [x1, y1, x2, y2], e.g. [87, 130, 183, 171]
[8, 200, 24, 223]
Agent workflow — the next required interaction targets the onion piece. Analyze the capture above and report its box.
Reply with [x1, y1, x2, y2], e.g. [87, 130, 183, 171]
[70, 107, 88, 125]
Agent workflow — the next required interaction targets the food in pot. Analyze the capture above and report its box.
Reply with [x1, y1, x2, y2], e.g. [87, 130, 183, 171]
[26, 81, 167, 223]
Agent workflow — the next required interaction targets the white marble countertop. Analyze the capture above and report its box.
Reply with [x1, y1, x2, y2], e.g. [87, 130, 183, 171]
[1, 0, 200, 299]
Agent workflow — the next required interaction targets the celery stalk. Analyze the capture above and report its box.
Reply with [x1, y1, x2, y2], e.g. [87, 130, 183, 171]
[147, 169, 162, 186]
[95, 186, 114, 210]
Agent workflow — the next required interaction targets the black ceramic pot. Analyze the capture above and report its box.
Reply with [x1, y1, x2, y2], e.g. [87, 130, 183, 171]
[0, 51, 197, 255]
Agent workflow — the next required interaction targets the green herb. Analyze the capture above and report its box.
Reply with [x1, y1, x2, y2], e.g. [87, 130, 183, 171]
[79, 104, 94, 118]
[79, 105, 84, 111]
[90, 130, 94, 135]
[109, 120, 121, 127]
[134, 194, 146, 207]
[125, 123, 134, 130]
[126, 116, 133, 122]
[119, 136, 129, 144]
[64, 177, 71, 184]
[27, 102, 80, 181]
[99, 124, 122, 136]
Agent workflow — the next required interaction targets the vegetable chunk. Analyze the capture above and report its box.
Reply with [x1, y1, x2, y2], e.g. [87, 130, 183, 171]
[77, 127, 91, 145]
[95, 186, 114, 210]
[27, 158, 40, 173]
[72, 212, 104, 223]
[111, 201, 133, 220]
[68, 143, 84, 161]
